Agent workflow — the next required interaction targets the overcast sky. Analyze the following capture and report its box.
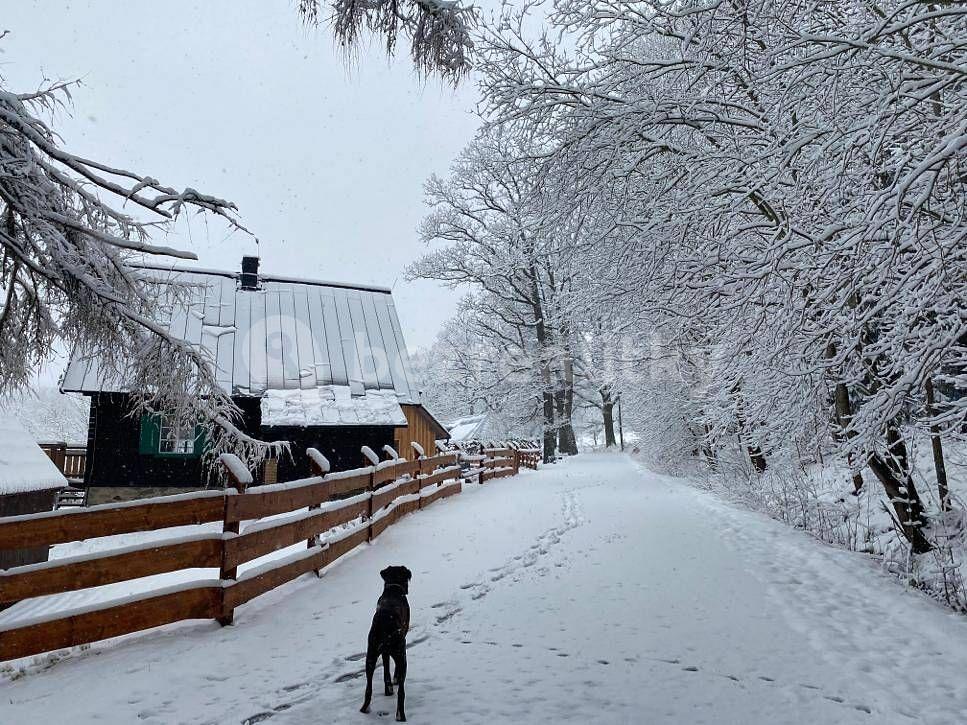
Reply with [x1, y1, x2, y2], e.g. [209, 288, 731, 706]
[4, 1, 486, 381]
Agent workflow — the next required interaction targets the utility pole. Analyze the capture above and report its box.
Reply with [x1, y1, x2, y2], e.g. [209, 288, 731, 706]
[617, 394, 625, 451]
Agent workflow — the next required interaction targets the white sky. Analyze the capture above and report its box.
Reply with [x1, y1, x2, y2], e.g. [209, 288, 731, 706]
[4, 1, 486, 382]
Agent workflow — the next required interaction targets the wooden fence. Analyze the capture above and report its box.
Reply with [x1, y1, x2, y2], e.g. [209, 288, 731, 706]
[0, 444, 539, 663]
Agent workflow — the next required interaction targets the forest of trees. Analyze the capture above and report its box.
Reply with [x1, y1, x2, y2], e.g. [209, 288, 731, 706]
[411, 1, 965, 558]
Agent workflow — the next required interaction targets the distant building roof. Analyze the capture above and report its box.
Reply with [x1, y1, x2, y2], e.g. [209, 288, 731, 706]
[61, 261, 418, 405]
[445, 413, 488, 442]
[0, 419, 68, 494]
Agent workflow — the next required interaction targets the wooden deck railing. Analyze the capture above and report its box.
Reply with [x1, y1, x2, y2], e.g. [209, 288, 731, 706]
[0, 443, 537, 663]
[39, 443, 87, 480]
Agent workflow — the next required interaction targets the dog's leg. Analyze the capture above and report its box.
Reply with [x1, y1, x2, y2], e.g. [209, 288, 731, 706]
[383, 651, 394, 696]
[393, 649, 407, 722]
[361, 650, 377, 714]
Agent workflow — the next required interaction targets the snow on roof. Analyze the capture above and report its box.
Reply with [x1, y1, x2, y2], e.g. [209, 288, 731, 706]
[446, 413, 488, 442]
[0, 418, 68, 494]
[61, 264, 417, 403]
[260, 385, 407, 428]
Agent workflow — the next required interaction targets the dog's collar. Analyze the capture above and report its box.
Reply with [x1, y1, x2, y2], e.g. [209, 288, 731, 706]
[384, 583, 406, 593]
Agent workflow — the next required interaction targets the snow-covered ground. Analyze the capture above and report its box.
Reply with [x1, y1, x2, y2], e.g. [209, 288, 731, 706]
[3, 453, 967, 724]
[688, 441, 967, 611]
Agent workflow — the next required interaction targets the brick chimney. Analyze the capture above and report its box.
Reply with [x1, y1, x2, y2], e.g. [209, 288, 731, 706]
[240, 256, 260, 290]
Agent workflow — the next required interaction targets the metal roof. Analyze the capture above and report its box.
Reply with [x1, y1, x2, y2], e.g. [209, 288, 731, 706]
[61, 264, 417, 403]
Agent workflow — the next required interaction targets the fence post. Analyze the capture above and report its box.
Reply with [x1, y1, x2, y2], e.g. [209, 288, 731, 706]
[512, 446, 521, 476]
[361, 446, 379, 543]
[47, 443, 67, 474]
[307, 448, 330, 577]
[217, 454, 251, 626]
[410, 442, 426, 510]
[366, 467, 376, 541]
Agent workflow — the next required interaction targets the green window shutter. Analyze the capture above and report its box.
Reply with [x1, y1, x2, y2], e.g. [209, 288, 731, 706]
[139, 414, 161, 454]
[193, 425, 209, 456]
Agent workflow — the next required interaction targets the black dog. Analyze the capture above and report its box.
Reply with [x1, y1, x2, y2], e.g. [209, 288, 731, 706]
[361, 565, 411, 722]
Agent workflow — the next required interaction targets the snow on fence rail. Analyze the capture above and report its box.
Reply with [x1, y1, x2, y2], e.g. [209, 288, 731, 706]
[0, 444, 535, 663]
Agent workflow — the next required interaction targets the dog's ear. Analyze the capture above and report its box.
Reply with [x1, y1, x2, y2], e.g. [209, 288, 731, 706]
[403, 567, 412, 581]
[380, 566, 391, 582]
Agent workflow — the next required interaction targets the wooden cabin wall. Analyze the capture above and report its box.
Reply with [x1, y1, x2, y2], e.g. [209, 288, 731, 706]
[83, 393, 396, 494]
[83, 393, 260, 492]
[395, 405, 446, 459]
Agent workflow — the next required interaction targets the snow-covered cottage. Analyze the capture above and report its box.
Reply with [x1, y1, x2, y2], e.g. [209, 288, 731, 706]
[61, 257, 446, 502]
[0, 418, 67, 567]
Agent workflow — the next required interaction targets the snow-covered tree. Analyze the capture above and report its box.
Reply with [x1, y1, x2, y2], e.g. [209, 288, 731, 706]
[460, 0, 966, 553]
[410, 129, 590, 460]
[0, 66, 279, 470]
[0, 386, 89, 443]
[299, 0, 475, 82]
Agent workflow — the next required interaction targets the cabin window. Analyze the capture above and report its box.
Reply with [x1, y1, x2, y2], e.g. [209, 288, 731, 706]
[159, 419, 195, 454]
[139, 414, 205, 458]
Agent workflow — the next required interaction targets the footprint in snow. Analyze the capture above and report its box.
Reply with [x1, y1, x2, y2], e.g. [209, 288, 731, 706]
[334, 671, 364, 683]
[242, 713, 275, 724]
[436, 608, 461, 624]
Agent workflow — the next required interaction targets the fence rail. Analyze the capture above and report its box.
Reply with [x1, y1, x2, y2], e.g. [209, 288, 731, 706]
[0, 444, 535, 663]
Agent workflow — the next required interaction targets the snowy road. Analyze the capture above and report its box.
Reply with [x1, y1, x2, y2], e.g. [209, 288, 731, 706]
[4, 454, 967, 724]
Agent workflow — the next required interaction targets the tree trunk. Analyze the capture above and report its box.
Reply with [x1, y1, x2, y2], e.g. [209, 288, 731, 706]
[748, 444, 768, 473]
[826, 341, 864, 494]
[925, 378, 950, 511]
[867, 453, 933, 554]
[541, 390, 556, 464]
[527, 262, 557, 464]
[602, 397, 616, 448]
[557, 333, 579, 456]
[558, 421, 578, 455]
[702, 423, 718, 470]
[734, 391, 767, 473]
[833, 380, 865, 494]
[885, 424, 911, 479]
[554, 386, 578, 456]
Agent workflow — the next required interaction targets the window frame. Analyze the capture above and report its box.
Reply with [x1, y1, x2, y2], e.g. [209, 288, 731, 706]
[139, 413, 206, 459]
